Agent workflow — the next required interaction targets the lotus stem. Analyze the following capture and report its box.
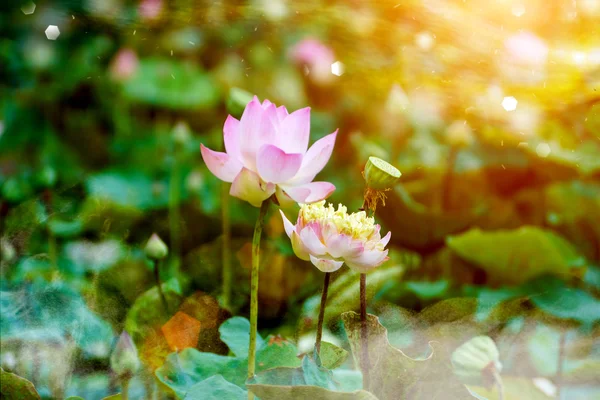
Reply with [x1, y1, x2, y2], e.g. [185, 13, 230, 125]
[121, 376, 130, 400]
[153, 259, 169, 314]
[493, 369, 504, 400]
[248, 199, 270, 400]
[360, 272, 370, 390]
[169, 152, 181, 268]
[441, 146, 458, 211]
[315, 272, 331, 357]
[221, 183, 232, 310]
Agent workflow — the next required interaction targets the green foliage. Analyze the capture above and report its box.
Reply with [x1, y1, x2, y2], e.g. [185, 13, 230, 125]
[0, 368, 41, 400]
[319, 341, 349, 370]
[342, 311, 475, 400]
[447, 227, 586, 285]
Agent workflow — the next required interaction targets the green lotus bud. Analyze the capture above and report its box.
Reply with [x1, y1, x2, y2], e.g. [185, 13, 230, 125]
[226, 87, 254, 118]
[36, 166, 57, 188]
[172, 121, 192, 146]
[363, 156, 401, 191]
[451, 336, 502, 387]
[110, 331, 140, 378]
[144, 233, 168, 260]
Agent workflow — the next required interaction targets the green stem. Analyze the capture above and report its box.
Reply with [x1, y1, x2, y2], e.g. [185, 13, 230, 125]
[441, 146, 458, 212]
[221, 183, 232, 310]
[154, 259, 169, 314]
[315, 272, 331, 357]
[121, 376, 130, 400]
[493, 369, 504, 400]
[360, 273, 370, 391]
[169, 152, 181, 267]
[248, 200, 270, 400]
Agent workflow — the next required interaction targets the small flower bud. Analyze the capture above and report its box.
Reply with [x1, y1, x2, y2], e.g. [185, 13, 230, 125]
[446, 120, 474, 148]
[110, 331, 140, 378]
[145, 233, 168, 260]
[451, 336, 502, 387]
[172, 121, 191, 146]
[363, 156, 401, 191]
[226, 87, 254, 118]
[36, 166, 57, 189]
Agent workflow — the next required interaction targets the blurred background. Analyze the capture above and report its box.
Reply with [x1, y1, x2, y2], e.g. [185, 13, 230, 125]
[1, 0, 599, 398]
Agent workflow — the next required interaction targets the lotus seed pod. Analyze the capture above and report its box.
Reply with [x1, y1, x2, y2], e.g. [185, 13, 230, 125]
[226, 87, 254, 118]
[363, 156, 401, 191]
[110, 331, 140, 378]
[451, 336, 502, 386]
[144, 233, 168, 260]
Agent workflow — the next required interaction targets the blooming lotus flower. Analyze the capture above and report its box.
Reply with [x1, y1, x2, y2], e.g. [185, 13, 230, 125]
[201, 97, 337, 207]
[290, 38, 336, 84]
[280, 201, 390, 273]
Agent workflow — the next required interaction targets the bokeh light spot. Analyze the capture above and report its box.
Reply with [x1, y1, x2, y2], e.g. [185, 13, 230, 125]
[536, 143, 551, 158]
[45, 25, 60, 40]
[502, 96, 518, 111]
[21, 2, 36, 14]
[331, 61, 344, 76]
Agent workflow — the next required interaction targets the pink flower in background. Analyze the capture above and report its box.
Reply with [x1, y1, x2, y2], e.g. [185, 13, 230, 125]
[505, 32, 548, 67]
[139, 0, 163, 21]
[109, 48, 138, 81]
[280, 201, 390, 273]
[290, 38, 335, 84]
[201, 97, 337, 207]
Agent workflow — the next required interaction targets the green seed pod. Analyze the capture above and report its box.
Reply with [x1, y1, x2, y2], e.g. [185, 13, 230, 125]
[363, 156, 401, 191]
[145, 233, 168, 260]
[451, 336, 502, 386]
[110, 331, 140, 378]
[226, 87, 254, 118]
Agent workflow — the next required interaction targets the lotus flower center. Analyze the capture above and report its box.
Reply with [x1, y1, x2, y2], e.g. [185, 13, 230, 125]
[299, 200, 378, 241]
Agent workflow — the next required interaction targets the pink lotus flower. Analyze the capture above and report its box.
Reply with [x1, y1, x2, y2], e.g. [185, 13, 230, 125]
[201, 97, 337, 207]
[290, 38, 336, 84]
[280, 201, 390, 273]
[109, 48, 139, 81]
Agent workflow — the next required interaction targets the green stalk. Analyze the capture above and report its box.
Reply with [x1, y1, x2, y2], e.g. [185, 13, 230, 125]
[493, 369, 504, 400]
[154, 259, 169, 315]
[221, 183, 232, 310]
[121, 376, 130, 400]
[360, 273, 370, 390]
[247, 200, 270, 400]
[315, 272, 331, 357]
[169, 150, 181, 268]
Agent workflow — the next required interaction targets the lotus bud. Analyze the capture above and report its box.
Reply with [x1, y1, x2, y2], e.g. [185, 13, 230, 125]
[226, 87, 254, 118]
[451, 336, 502, 387]
[172, 121, 191, 147]
[36, 166, 57, 189]
[364, 156, 401, 191]
[446, 120, 474, 148]
[110, 331, 140, 378]
[144, 233, 168, 260]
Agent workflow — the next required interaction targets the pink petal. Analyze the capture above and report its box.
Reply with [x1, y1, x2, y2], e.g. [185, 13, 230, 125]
[275, 186, 297, 209]
[299, 226, 327, 256]
[345, 249, 389, 273]
[239, 98, 277, 171]
[291, 231, 310, 261]
[325, 234, 364, 259]
[276, 106, 289, 122]
[256, 145, 303, 184]
[277, 107, 311, 154]
[279, 210, 295, 238]
[229, 167, 275, 207]
[280, 181, 335, 204]
[286, 130, 337, 185]
[380, 231, 391, 247]
[261, 99, 273, 109]
[200, 144, 243, 183]
[309, 255, 344, 273]
[223, 115, 241, 161]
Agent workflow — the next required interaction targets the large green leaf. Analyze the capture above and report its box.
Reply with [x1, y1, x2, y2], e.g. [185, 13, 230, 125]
[247, 356, 377, 400]
[447, 227, 586, 285]
[319, 341, 349, 370]
[342, 311, 475, 400]
[0, 368, 41, 400]
[184, 375, 247, 400]
[122, 58, 219, 110]
[218, 317, 265, 358]
[155, 317, 302, 398]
